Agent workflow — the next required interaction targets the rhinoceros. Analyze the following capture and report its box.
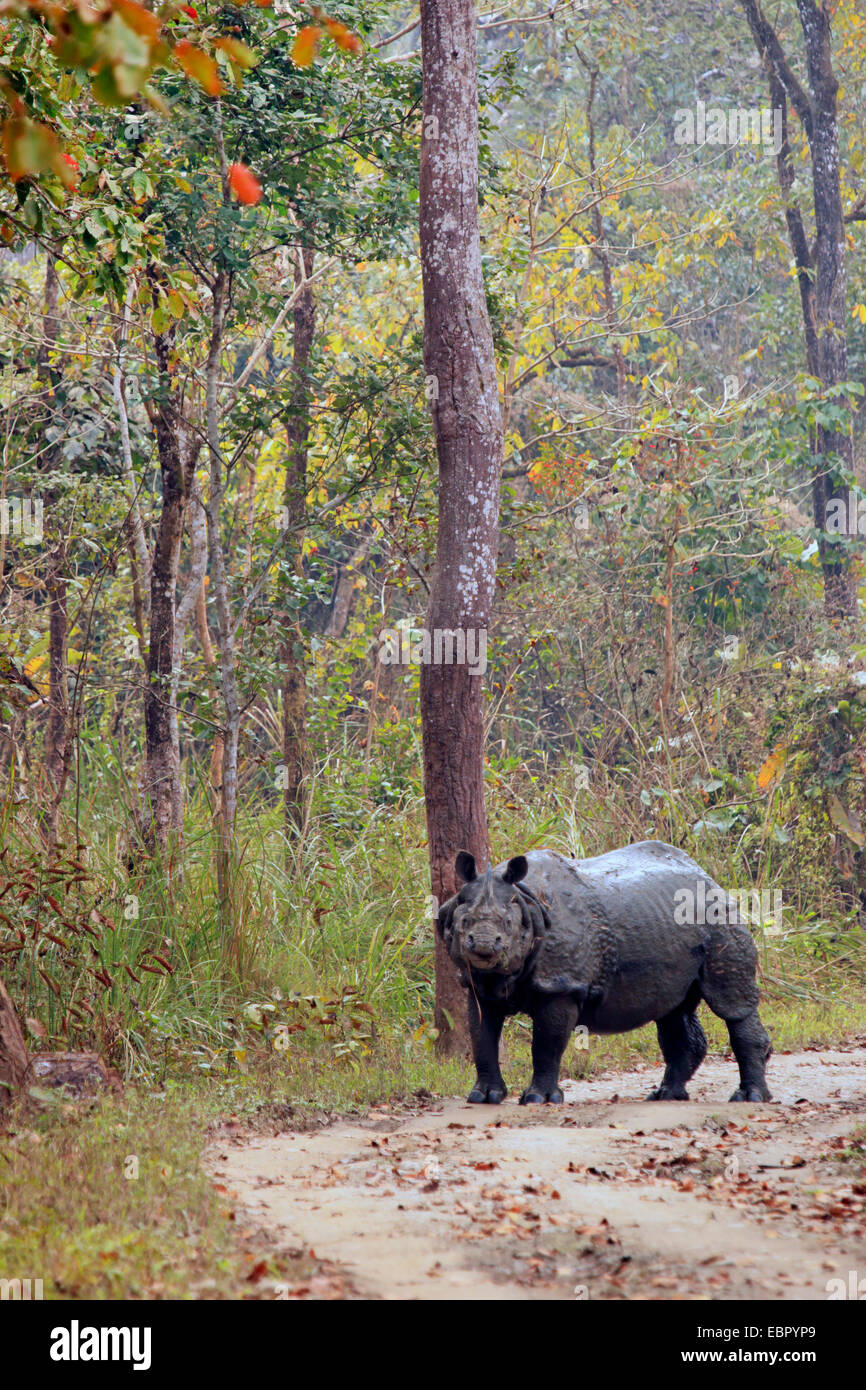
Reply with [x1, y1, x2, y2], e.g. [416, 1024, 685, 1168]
[436, 841, 772, 1105]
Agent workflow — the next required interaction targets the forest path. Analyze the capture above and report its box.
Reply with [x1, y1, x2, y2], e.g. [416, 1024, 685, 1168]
[210, 1047, 866, 1300]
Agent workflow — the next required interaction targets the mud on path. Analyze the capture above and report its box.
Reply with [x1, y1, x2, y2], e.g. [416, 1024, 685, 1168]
[210, 1047, 866, 1300]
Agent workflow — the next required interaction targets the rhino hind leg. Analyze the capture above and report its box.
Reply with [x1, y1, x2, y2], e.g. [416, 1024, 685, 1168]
[699, 931, 772, 1101]
[726, 1010, 773, 1102]
[647, 999, 707, 1101]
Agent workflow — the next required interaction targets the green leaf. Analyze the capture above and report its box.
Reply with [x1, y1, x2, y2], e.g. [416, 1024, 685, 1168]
[827, 793, 864, 848]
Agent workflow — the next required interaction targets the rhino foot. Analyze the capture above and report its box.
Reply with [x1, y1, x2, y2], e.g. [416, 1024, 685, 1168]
[729, 1084, 771, 1103]
[467, 1081, 507, 1104]
[519, 1085, 564, 1105]
[647, 1083, 690, 1101]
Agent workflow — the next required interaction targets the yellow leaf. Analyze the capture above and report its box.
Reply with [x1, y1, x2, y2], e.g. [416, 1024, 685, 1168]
[291, 25, 322, 67]
[113, 0, 161, 41]
[757, 745, 786, 791]
[215, 37, 258, 69]
[324, 19, 362, 54]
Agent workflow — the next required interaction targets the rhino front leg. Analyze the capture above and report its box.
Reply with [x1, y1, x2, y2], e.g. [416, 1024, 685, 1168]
[521, 995, 579, 1104]
[467, 997, 508, 1103]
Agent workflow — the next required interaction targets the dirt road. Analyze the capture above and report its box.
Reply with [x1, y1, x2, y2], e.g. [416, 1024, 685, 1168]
[211, 1047, 866, 1300]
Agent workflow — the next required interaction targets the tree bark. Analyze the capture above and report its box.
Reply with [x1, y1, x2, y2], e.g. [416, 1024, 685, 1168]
[281, 244, 316, 841]
[195, 583, 225, 797]
[204, 267, 242, 932]
[419, 0, 504, 1055]
[0, 975, 29, 1108]
[44, 566, 69, 841]
[323, 530, 374, 639]
[142, 280, 190, 856]
[113, 279, 151, 652]
[740, 0, 855, 617]
[172, 481, 209, 835]
[39, 257, 70, 849]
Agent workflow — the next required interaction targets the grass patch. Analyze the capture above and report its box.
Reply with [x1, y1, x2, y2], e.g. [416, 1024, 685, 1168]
[0, 1087, 291, 1300]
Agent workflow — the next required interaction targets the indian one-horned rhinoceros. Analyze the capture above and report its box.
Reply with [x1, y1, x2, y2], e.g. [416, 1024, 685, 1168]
[436, 841, 772, 1106]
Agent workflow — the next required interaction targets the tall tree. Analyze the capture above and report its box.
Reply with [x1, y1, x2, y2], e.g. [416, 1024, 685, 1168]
[38, 256, 70, 849]
[419, 0, 504, 1054]
[739, 0, 856, 618]
[141, 285, 198, 859]
[281, 242, 316, 841]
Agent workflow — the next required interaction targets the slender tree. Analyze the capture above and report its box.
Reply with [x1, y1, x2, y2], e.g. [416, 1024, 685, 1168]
[141, 282, 198, 858]
[739, 0, 857, 618]
[419, 0, 504, 1054]
[281, 243, 316, 841]
[38, 256, 71, 849]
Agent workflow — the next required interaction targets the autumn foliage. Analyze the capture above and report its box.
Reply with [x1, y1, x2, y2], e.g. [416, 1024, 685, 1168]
[229, 163, 262, 205]
[0, 1, 359, 187]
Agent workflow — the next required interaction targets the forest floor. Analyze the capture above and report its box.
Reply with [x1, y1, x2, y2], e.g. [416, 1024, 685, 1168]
[210, 1044, 866, 1300]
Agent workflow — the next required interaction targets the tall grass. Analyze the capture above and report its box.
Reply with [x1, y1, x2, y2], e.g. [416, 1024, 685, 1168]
[2, 739, 865, 1087]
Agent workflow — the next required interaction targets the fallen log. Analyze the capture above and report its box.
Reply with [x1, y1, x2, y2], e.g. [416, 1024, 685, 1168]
[28, 1052, 123, 1095]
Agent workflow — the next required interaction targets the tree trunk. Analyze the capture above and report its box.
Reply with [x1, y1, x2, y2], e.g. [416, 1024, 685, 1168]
[38, 257, 71, 849]
[204, 267, 242, 933]
[740, 0, 855, 618]
[172, 481, 209, 836]
[0, 976, 29, 1108]
[281, 245, 316, 841]
[195, 584, 225, 797]
[142, 313, 186, 856]
[419, 0, 504, 1056]
[114, 279, 151, 652]
[44, 565, 69, 845]
[324, 530, 374, 639]
[798, 0, 854, 618]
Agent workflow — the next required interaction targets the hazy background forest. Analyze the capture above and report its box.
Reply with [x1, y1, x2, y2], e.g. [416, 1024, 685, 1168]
[2, 0, 866, 1138]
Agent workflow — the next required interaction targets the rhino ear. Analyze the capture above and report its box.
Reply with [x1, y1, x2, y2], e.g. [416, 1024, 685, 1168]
[503, 855, 528, 885]
[455, 851, 477, 883]
[436, 896, 457, 948]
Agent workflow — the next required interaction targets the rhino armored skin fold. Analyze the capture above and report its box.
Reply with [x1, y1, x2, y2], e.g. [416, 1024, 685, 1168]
[437, 841, 772, 1105]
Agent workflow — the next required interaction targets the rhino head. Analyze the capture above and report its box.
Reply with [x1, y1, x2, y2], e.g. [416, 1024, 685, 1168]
[437, 851, 547, 976]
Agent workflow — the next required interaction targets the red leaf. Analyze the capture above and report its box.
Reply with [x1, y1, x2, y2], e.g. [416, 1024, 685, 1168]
[228, 162, 262, 204]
